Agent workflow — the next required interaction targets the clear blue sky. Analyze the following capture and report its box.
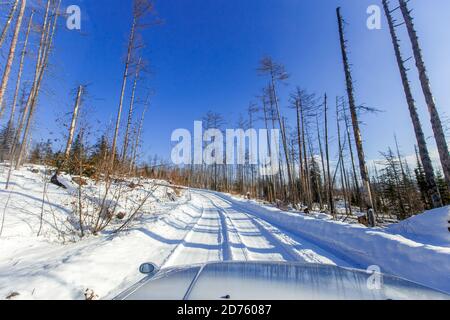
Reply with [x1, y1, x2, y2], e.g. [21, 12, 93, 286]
[12, 0, 450, 165]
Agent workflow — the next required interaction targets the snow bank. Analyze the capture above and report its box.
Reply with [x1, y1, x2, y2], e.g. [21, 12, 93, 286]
[220, 193, 450, 293]
[0, 164, 193, 299]
[386, 206, 450, 247]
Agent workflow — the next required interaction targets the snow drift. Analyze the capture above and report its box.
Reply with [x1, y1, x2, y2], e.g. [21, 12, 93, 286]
[218, 192, 450, 293]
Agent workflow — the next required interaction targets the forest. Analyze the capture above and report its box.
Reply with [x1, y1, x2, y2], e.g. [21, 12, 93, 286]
[0, 0, 449, 231]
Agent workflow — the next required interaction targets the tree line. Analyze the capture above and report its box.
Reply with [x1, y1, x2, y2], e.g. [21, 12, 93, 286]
[0, 0, 448, 227]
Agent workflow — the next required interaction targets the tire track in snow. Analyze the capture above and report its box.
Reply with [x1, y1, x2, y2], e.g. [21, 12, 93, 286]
[220, 204, 300, 262]
[159, 203, 206, 268]
[210, 200, 249, 261]
[203, 192, 346, 265]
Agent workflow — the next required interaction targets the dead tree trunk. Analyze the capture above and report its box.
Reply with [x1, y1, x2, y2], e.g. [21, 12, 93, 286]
[399, 0, 450, 191]
[343, 102, 361, 208]
[15, 0, 60, 170]
[0, 0, 19, 49]
[64, 85, 83, 160]
[300, 96, 312, 208]
[129, 100, 148, 174]
[9, 10, 34, 127]
[324, 94, 334, 215]
[295, 94, 305, 204]
[383, 0, 442, 208]
[316, 115, 327, 210]
[336, 7, 375, 212]
[0, 0, 27, 112]
[111, 17, 136, 168]
[121, 57, 142, 163]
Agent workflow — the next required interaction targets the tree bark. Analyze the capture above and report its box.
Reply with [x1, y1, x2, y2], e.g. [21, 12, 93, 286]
[64, 85, 83, 160]
[111, 17, 136, 168]
[0, 0, 19, 49]
[9, 10, 34, 127]
[336, 7, 375, 212]
[399, 0, 450, 191]
[383, 0, 442, 208]
[0, 0, 27, 112]
[324, 94, 334, 215]
[121, 57, 142, 163]
[15, 0, 60, 169]
[130, 100, 148, 174]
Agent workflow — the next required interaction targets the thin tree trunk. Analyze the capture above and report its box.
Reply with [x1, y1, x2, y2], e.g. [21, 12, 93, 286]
[270, 81, 292, 204]
[295, 95, 305, 204]
[129, 103, 147, 174]
[316, 115, 327, 210]
[300, 96, 312, 207]
[337, 103, 352, 216]
[0, 0, 27, 111]
[0, 0, 19, 49]
[9, 10, 34, 127]
[383, 0, 442, 208]
[64, 85, 83, 160]
[111, 17, 136, 167]
[121, 57, 142, 163]
[15, 0, 60, 169]
[343, 107, 361, 207]
[324, 94, 334, 215]
[337, 7, 375, 212]
[399, 0, 450, 191]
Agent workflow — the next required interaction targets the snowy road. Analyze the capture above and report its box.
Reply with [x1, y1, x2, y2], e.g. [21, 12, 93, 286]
[1, 167, 449, 299]
[161, 190, 352, 269]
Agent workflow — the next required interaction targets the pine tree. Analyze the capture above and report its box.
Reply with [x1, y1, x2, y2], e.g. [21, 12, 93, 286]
[0, 121, 15, 161]
[436, 171, 450, 205]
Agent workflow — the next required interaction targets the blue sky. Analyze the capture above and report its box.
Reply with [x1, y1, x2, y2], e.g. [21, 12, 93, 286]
[6, 0, 450, 165]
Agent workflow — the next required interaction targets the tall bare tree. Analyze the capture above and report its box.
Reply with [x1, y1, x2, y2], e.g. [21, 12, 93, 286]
[398, 0, 450, 190]
[111, 0, 154, 168]
[121, 57, 143, 163]
[15, 0, 60, 170]
[9, 10, 34, 127]
[0, 0, 19, 49]
[64, 86, 84, 160]
[258, 57, 296, 206]
[383, 0, 442, 208]
[336, 7, 375, 212]
[129, 100, 148, 174]
[324, 94, 334, 215]
[0, 0, 27, 111]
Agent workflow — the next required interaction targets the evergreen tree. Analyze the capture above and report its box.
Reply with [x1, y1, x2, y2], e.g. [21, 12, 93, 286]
[309, 156, 323, 205]
[436, 171, 450, 205]
[0, 121, 15, 161]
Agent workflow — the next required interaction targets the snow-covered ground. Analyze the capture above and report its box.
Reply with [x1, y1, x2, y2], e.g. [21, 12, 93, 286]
[0, 165, 449, 299]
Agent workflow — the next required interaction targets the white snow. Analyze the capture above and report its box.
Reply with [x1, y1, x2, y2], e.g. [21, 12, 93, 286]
[386, 206, 450, 247]
[0, 165, 449, 299]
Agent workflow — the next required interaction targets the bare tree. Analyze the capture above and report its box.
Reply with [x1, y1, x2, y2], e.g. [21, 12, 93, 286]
[324, 94, 334, 215]
[383, 0, 442, 208]
[15, 0, 61, 170]
[8, 10, 34, 128]
[129, 95, 150, 174]
[258, 57, 296, 207]
[398, 0, 450, 190]
[0, 0, 19, 49]
[121, 57, 143, 163]
[0, 0, 27, 111]
[111, 0, 154, 168]
[336, 7, 375, 213]
[64, 85, 84, 161]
